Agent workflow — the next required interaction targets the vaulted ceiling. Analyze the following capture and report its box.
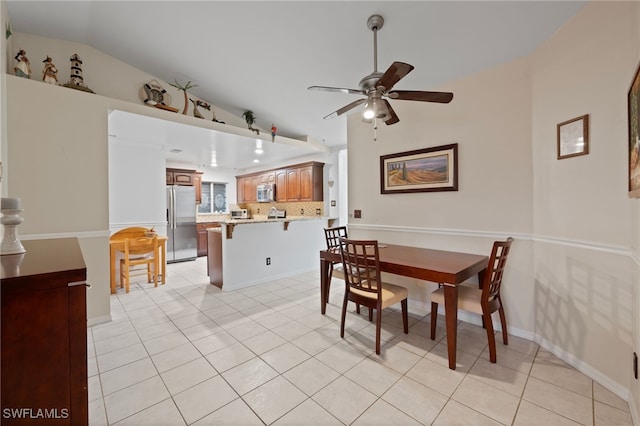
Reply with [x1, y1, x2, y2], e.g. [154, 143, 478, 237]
[6, 1, 586, 150]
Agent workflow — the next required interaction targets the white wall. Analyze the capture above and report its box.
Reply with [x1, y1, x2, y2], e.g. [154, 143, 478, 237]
[108, 134, 166, 233]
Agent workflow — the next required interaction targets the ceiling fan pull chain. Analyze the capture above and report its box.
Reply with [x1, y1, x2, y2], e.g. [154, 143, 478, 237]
[373, 118, 378, 142]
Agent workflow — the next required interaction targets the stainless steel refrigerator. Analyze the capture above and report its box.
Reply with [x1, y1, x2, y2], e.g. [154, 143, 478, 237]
[166, 185, 197, 263]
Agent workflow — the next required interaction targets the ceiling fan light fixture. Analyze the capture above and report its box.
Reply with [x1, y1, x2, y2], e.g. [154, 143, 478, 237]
[363, 104, 375, 120]
[363, 96, 378, 120]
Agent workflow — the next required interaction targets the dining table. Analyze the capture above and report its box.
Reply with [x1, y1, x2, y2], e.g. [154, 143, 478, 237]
[109, 235, 167, 294]
[320, 243, 488, 370]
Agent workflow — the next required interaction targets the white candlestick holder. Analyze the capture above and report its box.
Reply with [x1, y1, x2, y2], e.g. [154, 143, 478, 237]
[1, 209, 26, 255]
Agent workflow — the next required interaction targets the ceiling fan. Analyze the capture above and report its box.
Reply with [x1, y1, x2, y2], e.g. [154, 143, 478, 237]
[308, 14, 453, 126]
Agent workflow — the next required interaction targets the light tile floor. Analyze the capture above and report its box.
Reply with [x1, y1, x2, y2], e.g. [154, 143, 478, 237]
[89, 258, 633, 425]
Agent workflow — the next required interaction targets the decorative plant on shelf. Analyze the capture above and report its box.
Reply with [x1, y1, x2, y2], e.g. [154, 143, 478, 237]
[242, 110, 260, 135]
[169, 80, 198, 115]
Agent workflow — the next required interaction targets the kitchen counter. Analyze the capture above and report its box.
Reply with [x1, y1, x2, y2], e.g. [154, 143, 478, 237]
[219, 216, 331, 238]
[217, 215, 327, 224]
[206, 217, 326, 291]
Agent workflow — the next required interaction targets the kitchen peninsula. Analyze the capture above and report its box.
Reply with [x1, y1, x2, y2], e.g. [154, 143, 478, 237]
[207, 216, 330, 290]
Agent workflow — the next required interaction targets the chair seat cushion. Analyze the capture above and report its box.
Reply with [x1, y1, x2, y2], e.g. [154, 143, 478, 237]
[332, 265, 345, 280]
[431, 284, 483, 315]
[350, 281, 408, 309]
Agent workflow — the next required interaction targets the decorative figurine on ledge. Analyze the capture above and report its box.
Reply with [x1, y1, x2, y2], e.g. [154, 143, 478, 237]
[211, 107, 225, 124]
[13, 49, 31, 79]
[190, 98, 210, 119]
[242, 110, 260, 135]
[271, 123, 277, 142]
[62, 53, 94, 93]
[41, 56, 58, 85]
[169, 80, 197, 115]
[141, 79, 178, 112]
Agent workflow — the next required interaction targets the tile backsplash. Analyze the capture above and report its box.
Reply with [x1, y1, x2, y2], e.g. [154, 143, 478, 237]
[197, 202, 324, 223]
[241, 201, 324, 218]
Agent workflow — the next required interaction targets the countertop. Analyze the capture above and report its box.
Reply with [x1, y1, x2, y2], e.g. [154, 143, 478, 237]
[215, 215, 330, 224]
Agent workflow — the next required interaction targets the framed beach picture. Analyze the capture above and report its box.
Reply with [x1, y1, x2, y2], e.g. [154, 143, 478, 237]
[629, 61, 640, 197]
[380, 143, 458, 194]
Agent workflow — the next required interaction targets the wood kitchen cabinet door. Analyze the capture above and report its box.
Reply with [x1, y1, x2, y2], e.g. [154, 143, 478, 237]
[286, 168, 300, 201]
[236, 177, 245, 202]
[243, 177, 257, 202]
[193, 172, 203, 204]
[299, 165, 313, 201]
[260, 172, 275, 184]
[275, 170, 287, 202]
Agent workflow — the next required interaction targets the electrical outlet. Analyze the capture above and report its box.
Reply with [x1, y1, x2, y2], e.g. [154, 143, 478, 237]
[634, 352, 638, 379]
[316, 208, 321, 215]
[331, 200, 336, 207]
[354, 209, 362, 218]
[257, 208, 260, 213]
[266, 257, 271, 266]
[300, 208, 304, 215]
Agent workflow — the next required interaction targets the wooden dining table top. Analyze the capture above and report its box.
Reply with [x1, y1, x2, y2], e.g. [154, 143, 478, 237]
[321, 243, 488, 285]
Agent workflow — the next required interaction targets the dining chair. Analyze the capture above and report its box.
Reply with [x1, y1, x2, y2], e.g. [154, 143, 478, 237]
[430, 237, 514, 363]
[324, 226, 348, 304]
[119, 235, 159, 293]
[338, 237, 408, 354]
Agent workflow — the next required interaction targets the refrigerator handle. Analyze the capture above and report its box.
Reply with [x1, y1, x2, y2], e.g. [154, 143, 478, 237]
[168, 187, 175, 229]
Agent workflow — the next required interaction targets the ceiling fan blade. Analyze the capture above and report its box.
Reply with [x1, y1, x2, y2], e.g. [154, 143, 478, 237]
[323, 98, 367, 120]
[308, 85, 366, 96]
[383, 100, 399, 125]
[375, 62, 414, 92]
[387, 90, 453, 103]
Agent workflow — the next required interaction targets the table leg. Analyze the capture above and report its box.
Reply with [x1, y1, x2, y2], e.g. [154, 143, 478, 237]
[161, 242, 166, 284]
[443, 284, 459, 370]
[320, 257, 329, 314]
[110, 246, 116, 294]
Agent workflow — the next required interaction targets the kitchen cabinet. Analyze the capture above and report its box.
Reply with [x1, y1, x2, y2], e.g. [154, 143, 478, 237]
[286, 168, 301, 201]
[197, 222, 221, 257]
[260, 172, 275, 184]
[193, 172, 203, 204]
[1, 238, 88, 425]
[166, 168, 195, 186]
[275, 169, 287, 202]
[237, 161, 324, 203]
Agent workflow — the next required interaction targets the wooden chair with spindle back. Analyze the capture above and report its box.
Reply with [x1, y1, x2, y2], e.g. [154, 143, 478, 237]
[430, 237, 514, 363]
[119, 235, 159, 293]
[338, 237, 408, 354]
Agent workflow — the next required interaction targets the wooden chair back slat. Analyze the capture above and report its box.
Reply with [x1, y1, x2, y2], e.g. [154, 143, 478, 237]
[482, 237, 514, 303]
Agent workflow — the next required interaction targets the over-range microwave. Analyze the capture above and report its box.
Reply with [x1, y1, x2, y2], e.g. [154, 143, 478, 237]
[257, 184, 275, 202]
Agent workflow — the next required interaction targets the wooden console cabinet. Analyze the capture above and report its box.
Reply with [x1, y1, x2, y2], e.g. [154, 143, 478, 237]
[1, 238, 88, 425]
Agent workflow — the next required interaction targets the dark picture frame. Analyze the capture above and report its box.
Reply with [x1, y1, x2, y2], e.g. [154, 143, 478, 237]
[380, 143, 458, 194]
[557, 114, 589, 160]
[629, 61, 640, 198]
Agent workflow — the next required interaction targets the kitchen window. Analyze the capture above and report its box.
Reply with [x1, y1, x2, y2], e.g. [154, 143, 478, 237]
[198, 182, 227, 214]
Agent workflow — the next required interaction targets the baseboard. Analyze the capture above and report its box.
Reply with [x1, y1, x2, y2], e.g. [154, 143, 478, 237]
[629, 395, 639, 426]
[534, 334, 630, 402]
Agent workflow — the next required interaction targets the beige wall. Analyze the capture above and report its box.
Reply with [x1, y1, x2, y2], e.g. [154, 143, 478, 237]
[3, 0, 639, 419]
[348, 56, 535, 328]
[11, 32, 247, 129]
[531, 0, 637, 402]
[347, 0, 639, 416]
